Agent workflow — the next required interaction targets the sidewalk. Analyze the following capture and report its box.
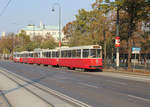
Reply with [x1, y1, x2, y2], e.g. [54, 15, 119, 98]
[0, 70, 75, 107]
[0, 72, 52, 107]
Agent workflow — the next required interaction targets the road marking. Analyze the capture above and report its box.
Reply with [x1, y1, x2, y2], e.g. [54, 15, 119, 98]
[97, 72, 150, 83]
[106, 80, 127, 85]
[0, 67, 91, 107]
[119, 75, 150, 82]
[78, 82, 98, 88]
[128, 95, 150, 102]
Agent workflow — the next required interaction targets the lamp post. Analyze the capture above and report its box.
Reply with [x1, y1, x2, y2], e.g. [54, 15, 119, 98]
[51, 3, 61, 58]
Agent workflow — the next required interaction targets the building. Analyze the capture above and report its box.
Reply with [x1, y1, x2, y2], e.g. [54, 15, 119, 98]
[19, 22, 65, 41]
[1, 32, 6, 37]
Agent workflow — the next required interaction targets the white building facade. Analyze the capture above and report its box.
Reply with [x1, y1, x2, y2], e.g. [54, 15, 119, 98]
[19, 22, 65, 42]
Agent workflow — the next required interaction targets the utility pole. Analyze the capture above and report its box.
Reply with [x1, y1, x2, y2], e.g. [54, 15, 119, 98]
[103, 28, 107, 68]
[116, 6, 120, 70]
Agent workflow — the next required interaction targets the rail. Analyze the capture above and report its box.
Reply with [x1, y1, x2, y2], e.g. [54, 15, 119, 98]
[0, 67, 91, 107]
[0, 90, 12, 107]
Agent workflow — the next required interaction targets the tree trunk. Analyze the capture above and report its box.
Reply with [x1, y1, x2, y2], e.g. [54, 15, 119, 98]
[128, 37, 132, 71]
[127, 14, 134, 72]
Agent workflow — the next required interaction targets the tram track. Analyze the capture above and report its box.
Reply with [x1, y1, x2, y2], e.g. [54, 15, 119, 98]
[0, 69, 55, 107]
[0, 67, 91, 107]
[0, 90, 12, 107]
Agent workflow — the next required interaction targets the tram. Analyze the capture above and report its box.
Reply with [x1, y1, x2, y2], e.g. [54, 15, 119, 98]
[13, 45, 103, 70]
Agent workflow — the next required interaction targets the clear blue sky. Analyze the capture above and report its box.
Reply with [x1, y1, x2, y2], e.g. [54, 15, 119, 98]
[0, 0, 95, 34]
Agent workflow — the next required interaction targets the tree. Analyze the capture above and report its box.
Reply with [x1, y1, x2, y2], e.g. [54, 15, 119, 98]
[15, 30, 31, 51]
[63, 9, 112, 46]
[0, 33, 16, 54]
[40, 36, 57, 49]
[93, 0, 150, 71]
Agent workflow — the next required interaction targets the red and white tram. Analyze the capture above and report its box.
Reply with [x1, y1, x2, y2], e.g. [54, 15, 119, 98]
[13, 45, 103, 70]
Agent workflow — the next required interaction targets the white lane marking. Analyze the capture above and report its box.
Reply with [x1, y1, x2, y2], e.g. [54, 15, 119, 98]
[116, 75, 150, 83]
[128, 95, 150, 102]
[106, 80, 127, 85]
[0, 67, 91, 107]
[78, 82, 98, 89]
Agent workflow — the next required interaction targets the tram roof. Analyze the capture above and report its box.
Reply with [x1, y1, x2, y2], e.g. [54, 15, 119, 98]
[60, 45, 102, 50]
[15, 45, 102, 54]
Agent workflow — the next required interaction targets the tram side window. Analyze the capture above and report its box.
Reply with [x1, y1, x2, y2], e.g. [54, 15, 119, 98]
[30, 53, 33, 58]
[52, 52, 56, 58]
[29, 53, 31, 58]
[67, 50, 71, 57]
[61, 50, 67, 58]
[56, 51, 59, 58]
[28, 54, 30, 58]
[83, 49, 89, 58]
[43, 52, 46, 58]
[64, 51, 67, 57]
[43, 52, 45, 58]
[34, 53, 38, 58]
[72, 50, 76, 58]
[49, 52, 51, 58]
[39, 53, 41, 58]
[47, 52, 49, 58]
[76, 49, 81, 58]
[23, 54, 25, 58]
[61, 51, 64, 58]
[46, 52, 49, 58]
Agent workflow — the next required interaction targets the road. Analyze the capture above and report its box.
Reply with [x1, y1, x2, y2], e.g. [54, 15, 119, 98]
[0, 60, 150, 107]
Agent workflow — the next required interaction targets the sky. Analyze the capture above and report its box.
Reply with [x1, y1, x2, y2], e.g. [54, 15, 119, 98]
[0, 0, 95, 34]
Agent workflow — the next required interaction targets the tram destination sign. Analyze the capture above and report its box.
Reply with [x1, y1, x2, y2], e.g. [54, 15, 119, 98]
[132, 47, 141, 54]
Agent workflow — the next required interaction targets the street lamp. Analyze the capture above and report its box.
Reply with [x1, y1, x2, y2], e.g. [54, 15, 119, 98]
[51, 3, 62, 48]
[51, 3, 61, 58]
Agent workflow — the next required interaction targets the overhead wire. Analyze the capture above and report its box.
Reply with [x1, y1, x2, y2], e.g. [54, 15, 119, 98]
[0, 0, 12, 16]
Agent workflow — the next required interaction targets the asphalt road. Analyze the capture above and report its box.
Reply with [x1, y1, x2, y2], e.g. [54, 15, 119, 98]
[0, 60, 150, 107]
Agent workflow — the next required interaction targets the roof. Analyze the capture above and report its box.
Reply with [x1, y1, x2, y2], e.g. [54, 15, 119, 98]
[21, 25, 59, 31]
[15, 45, 102, 54]
[60, 45, 102, 51]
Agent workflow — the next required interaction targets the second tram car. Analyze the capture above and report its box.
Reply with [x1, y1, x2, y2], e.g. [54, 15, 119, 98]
[13, 45, 103, 70]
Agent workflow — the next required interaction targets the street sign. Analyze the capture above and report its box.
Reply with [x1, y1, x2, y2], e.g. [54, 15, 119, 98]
[132, 47, 141, 54]
[115, 36, 120, 47]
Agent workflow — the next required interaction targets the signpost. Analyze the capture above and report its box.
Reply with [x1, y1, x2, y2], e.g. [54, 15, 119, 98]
[115, 36, 120, 48]
[115, 36, 120, 69]
[132, 47, 141, 71]
[132, 47, 141, 54]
